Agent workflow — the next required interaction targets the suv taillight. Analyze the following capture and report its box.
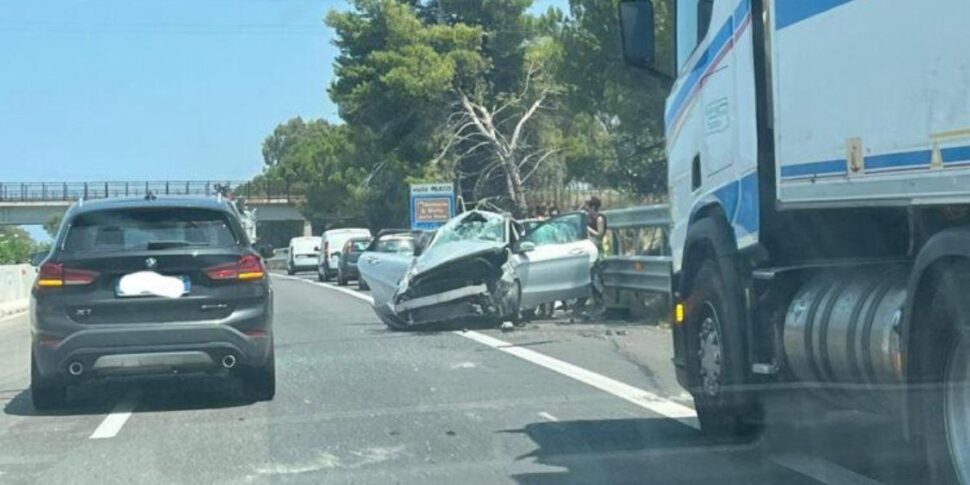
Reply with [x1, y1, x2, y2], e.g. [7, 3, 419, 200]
[36, 262, 99, 288]
[203, 255, 265, 281]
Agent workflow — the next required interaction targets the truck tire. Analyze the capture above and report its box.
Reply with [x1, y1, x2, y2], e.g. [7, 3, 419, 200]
[919, 262, 970, 484]
[30, 355, 66, 411]
[687, 259, 758, 439]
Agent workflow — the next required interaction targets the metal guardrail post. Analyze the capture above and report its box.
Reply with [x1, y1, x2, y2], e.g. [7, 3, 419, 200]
[125, 182, 129, 196]
[165, 181, 169, 195]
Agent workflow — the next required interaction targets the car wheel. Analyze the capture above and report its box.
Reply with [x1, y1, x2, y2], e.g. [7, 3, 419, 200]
[317, 269, 326, 282]
[30, 355, 66, 411]
[286, 265, 295, 276]
[337, 270, 347, 286]
[687, 259, 758, 439]
[242, 347, 276, 402]
[358, 278, 369, 291]
[505, 281, 523, 325]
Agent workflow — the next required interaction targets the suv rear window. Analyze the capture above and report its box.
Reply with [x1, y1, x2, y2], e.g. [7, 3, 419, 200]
[63, 208, 238, 253]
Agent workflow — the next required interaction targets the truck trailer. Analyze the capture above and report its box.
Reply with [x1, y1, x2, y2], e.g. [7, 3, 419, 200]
[620, 0, 970, 482]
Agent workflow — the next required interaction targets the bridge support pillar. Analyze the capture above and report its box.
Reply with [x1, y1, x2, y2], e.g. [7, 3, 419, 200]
[303, 219, 313, 237]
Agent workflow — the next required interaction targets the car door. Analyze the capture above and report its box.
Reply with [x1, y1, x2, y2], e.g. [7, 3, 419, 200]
[516, 212, 596, 309]
[358, 237, 415, 308]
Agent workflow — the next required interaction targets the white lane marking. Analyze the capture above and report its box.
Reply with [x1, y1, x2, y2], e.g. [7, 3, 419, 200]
[772, 453, 884, 485]
[290, 275, 699, 429]
[538, 411, 559, 422]
[460, 330, 699, 429]
[89, 390, 141, 439]
[272, 274, 374, 303]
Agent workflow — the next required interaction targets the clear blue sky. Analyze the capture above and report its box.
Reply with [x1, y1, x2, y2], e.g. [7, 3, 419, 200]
[0, 0, 563, 184]
[1, 0, 562, 242]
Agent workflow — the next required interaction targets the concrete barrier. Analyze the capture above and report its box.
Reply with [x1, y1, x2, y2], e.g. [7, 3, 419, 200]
[0, 264, 35, 317]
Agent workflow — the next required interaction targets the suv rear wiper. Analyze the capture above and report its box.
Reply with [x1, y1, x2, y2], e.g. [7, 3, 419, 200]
[146, 241, 207, 250]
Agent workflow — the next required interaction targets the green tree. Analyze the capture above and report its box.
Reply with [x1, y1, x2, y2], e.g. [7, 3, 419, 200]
[0, 227, 38, 265]
[550, 0, 674, 198]
[43, 214, 63, 239]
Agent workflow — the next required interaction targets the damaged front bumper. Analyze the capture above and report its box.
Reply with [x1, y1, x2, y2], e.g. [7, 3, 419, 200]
[384, 249, 515, 328]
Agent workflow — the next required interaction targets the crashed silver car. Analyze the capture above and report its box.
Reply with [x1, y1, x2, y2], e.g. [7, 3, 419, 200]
[358, 210, 598, 330]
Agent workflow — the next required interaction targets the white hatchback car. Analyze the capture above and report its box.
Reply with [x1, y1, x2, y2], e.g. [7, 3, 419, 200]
[287, 236, 321, 275]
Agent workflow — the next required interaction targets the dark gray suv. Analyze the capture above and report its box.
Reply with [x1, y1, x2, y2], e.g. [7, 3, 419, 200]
[30, 197, 275, 409]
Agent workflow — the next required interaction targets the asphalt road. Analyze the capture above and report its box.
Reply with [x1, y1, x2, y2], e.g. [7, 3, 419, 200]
[0, 273, 930, 484]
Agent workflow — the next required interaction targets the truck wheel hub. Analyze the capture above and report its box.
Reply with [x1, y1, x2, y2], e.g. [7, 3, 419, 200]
[698, 304, 722, 397]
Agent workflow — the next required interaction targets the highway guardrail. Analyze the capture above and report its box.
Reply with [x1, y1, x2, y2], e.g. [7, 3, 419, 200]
[600, 204, 672, 296]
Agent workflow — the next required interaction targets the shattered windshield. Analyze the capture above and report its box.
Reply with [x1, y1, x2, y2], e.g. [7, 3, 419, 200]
[428, 212, 506, 250]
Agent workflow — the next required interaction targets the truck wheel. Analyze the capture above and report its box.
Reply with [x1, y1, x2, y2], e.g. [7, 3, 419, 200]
[687, 259, 757, 439]
[242, 347, 276, 402]
[920, 263, 970, 484]
[30, 355, 66, 411]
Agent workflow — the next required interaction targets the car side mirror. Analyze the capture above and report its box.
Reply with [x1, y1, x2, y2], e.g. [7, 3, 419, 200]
[619, 1, 656, 68]
[516, 241, 536, 253]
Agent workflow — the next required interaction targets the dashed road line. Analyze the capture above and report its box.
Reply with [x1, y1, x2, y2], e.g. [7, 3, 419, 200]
[89, 390, 141, 439]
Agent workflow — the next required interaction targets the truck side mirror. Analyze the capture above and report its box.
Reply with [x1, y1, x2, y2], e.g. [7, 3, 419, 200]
[619, 0, 656, 69]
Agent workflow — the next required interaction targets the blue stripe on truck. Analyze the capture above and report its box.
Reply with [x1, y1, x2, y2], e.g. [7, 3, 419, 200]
[781, 144, 970, 180]
[664, 0, 751, 132]
[779, 159, 847, 179]
[774, 0, 856, 30]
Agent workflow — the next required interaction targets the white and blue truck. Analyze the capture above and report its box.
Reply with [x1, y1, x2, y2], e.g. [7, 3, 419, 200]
[620, 0, 970, 481]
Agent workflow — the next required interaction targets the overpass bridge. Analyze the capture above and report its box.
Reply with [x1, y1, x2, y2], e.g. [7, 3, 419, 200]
[0, 181, 311, 241]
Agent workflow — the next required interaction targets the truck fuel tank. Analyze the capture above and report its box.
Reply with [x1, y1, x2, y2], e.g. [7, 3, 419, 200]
[783, 266, 908, 414]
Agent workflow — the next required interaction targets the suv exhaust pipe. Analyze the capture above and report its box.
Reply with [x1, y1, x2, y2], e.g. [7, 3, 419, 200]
[68, 361, 84, 376]
[221, 354, 237, 369]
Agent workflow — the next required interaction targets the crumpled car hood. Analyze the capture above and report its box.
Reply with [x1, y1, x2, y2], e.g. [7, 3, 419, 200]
[411, 240, 507, 276]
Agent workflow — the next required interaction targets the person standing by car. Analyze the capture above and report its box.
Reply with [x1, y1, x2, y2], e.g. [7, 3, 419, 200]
[572, 196, 607, 319]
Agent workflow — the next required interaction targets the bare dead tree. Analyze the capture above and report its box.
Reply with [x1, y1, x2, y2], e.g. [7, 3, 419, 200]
[432, 67, 561, 217]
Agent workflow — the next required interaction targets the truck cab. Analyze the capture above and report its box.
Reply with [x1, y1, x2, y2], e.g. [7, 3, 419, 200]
[621, 1, 970, 481]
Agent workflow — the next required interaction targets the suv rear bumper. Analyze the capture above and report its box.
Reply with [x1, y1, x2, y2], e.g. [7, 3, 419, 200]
[32, 319, 272, 380]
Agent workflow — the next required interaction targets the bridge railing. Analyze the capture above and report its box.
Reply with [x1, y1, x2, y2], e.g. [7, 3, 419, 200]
[0, 181, 306, 203]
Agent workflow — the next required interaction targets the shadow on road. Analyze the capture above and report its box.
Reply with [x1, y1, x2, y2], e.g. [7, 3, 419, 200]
[508, 405, 930, 485]
[4, 374, 253, 417]
[506, 417, 788, 485]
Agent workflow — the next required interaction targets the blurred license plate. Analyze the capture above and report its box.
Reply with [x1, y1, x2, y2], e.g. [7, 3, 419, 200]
[115, 273, 191, 298]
